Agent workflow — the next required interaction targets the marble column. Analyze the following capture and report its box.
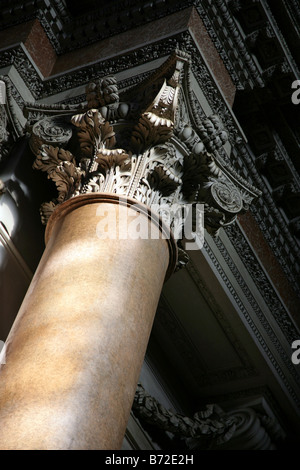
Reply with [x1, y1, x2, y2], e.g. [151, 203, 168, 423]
[0, 194, 176, 449]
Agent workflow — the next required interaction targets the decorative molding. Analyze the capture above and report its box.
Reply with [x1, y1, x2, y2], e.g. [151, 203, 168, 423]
[259, 0, 299, 77]
[0, 0, 284, 88]
[181, 35, 300, 293]
[0, 0, 297, 93]
[0, 1, 193, 56]
[235, 145, 300, 297]
[195, 0, 264, 89]
[223, 223, 299, 343]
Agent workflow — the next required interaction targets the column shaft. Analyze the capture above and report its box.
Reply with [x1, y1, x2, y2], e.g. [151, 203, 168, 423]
[0, 194, 173, 450]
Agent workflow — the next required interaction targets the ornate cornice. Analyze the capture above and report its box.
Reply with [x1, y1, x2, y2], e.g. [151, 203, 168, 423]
[1, 0, 297, 88]
[1, 0, 298, 103]
[222, 223, 299, 344]
[195, 0, 264, 90]
[235, 144, 300, 297]
[0, 0, 194, 55]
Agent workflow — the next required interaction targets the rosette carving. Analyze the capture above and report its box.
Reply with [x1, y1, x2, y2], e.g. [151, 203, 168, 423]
[210, 180, 243, 213]
[30, 117, 73, 156]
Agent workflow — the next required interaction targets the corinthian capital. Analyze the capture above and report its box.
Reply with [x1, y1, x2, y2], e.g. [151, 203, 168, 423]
[26, 51, 261, 260]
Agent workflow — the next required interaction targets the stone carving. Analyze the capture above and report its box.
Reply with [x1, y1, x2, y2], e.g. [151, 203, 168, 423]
[30, 116, 73, 156]
[86, 75, 119, 110]
[133, 384, 284, 450]
[33, 145, 83, 204]
[5, 36, 297, 287]
[2, 0, 298, 288]
[210, 180, 243, 213]
[217, 408, 279, 450]
[130, 72, 180, 153]
[29, 52, 260, 261]
[133, 383, 236, 450]
[222, 223, 299, 344]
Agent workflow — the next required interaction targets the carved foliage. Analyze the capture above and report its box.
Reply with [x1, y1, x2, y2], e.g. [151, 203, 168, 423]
[32, 108, 129, 224]
[33, 145, 83, 204]
[95, 149, 129, 173]
[71, 109, 116, 157]
[131, 111, 173, 153]
[130, 54, 185, 153]
[133, 383, 236, 450]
